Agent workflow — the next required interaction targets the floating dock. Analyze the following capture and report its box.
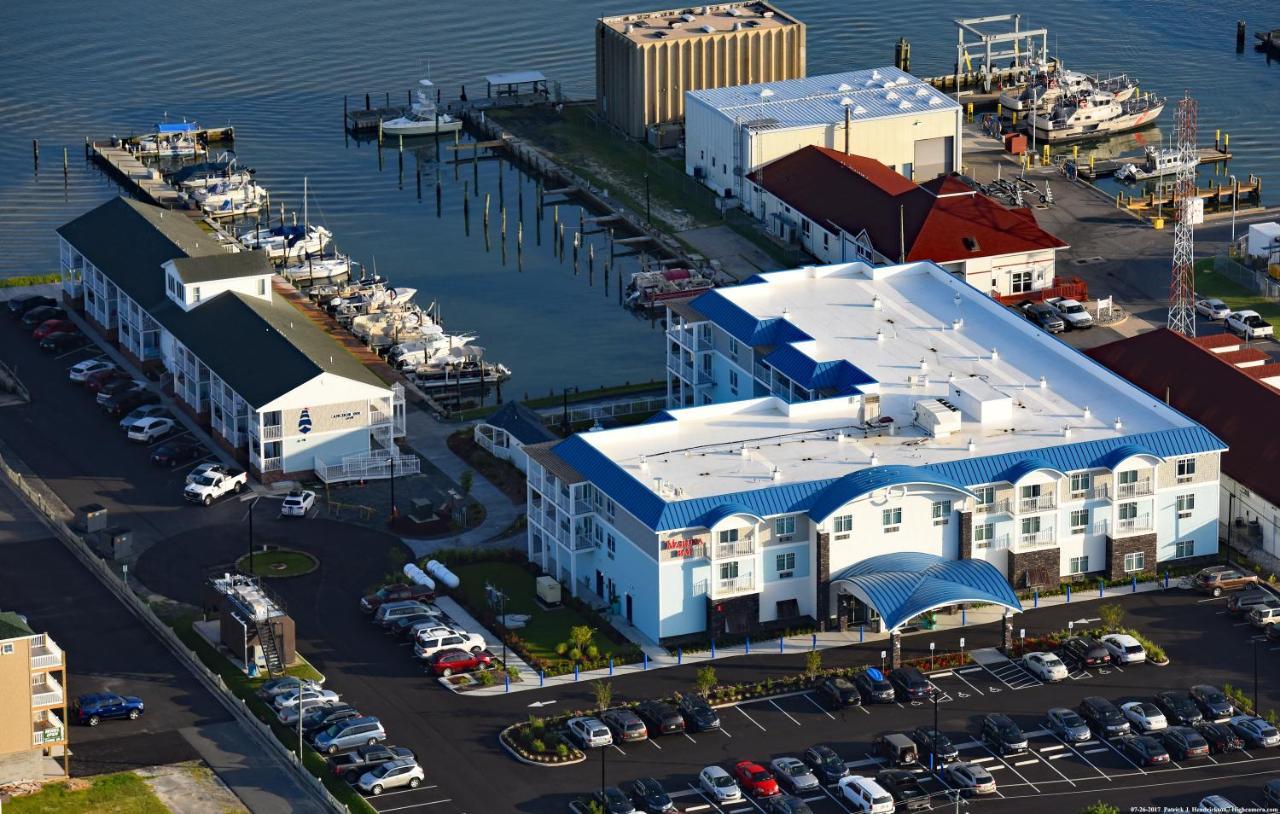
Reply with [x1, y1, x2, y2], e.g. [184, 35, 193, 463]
[1117, 173, 1263, 214]
[89, 141, 183, 207]
[1075, 145, 1233, 180]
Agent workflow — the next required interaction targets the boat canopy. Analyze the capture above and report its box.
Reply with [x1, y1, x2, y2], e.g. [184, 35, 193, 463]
[485, 70, 548, 98]
[156, 122, 198, 133]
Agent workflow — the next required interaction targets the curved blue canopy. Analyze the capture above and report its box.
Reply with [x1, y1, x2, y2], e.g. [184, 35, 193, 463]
[998, 457, 1064, 484]
[830, 552, 1021, 631]
[1094, 443, 1161, 471]
[809, 465, 972, 523]
[692, 502, 765, 529]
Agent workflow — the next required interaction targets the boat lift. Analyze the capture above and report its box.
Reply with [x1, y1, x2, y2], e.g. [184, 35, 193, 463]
[955, 14, 1048, 93]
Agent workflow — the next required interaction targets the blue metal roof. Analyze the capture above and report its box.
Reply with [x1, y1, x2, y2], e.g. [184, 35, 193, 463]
[997, 457, 1064, 484]
[831, 552, 1022, 631]
[809, 466, 972, 523]
[693, 503, 766, 529]
[1094, 443, 1161, 470]
[688, 290, 810, 347]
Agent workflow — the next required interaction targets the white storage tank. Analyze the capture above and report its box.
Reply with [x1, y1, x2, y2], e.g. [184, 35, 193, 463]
[426, 560, 460, 590]
[402, 563, 435, 592]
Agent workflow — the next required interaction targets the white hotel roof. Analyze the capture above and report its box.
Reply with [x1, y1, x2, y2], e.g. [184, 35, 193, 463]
[581, 262, 1198, 502]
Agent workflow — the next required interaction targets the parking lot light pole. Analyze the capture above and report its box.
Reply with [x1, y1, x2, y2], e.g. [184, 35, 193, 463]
[241, 495, 260, 574]
[601, 736, 606, 797]
[1255, 637, 1260, 715]
[932, 690, 939, 772]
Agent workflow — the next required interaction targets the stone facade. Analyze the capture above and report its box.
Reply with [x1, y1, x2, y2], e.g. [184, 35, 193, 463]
[706, 593, 760, 637]
[815, 531, 831, 628]
[1105, 532, 1157, 581]
[1007, 546, 1061, 589]
[958, 511, 973, 560]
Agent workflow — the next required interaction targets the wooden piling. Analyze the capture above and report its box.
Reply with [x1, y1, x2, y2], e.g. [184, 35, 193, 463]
[436, 172, 442, 217]
[463, 181, 471, 235]
[32, 138, 38, 168]
[484, 193, 491, 230]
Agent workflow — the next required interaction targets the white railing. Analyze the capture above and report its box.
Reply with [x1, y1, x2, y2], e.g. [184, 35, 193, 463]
[261, 457, 283, 473]
[715, 574, 756, 597]
[33, 710, 63, 746]
[1087, 484, 1111, 501]
[715, 540, 756, 559]
[314, 451, 420, 483]
[31, 673, 63, 708]
[29, 635, 62, 670]
[1116, 479, 1153, 499]
[261, 424, 282, 441]
[1115, 515, 1153, 536]
[1019, 495, 1057, 513]
[974, 534, 1011, 551]
[976, 498, 1012, 515]
[1019, 528, 1057, 548]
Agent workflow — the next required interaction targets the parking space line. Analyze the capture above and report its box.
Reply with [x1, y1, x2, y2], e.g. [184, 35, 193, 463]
[1031, 746, 1077, 787]
[1081, 748, 1109, 755]
[856, 704, 870, 715]
[1040, 745, 1064, 753]
[1013, 759, 1038, 766]
[820, 785, 856, 812]
[1099, 736, 1146, 774]
[368, 787, 439, 797]
[950, 671, 986, 696]
[719, 726, 732, 738]
[802, 693, 836, 720]
[611, 744, 626, 755]
[1048, 753, 1071, 760]
[647, 738, 662, 750]
[769, 700, 802, 727]
[736, 706, 767, 732]
[684, 732, 698, 744]
[980, 745, 1039, 792]
[373, 801, 453, 812]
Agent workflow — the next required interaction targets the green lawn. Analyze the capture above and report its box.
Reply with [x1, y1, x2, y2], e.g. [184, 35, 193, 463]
[235, 549, 318, 578]
[5, 772, 166, 814]
[1195, 260, 1280, 329]
[452, 562, 618, 666]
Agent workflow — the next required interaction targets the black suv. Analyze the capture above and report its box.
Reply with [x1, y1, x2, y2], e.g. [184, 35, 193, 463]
[676, 693, 719, 732]
[1153, 691, 1203, 726]
[1190, 685, 1234, 722]
[1058, 636, 1111, 668]
[888, 667, 936, 702]
[7, 294, 57, 318]
[910, 726, 958, 764]
[981, 714, 1028, 755]
[815, 676, 860, 709]
[1022, 301, 1065, 333]
[1079, 696, 1131, 739]
[853, 668, 896, 704]
[634, 700, 684, 735]
[802, 744, 849, 785]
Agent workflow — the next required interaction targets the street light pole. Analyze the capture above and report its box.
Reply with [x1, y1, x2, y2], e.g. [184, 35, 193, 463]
[1230, 174, 1239, 247]
[932, 690, 939, 773]
[644, 173, 651, 226]
[388, 452, 398, 525]
[1255, 637, 1260, 715]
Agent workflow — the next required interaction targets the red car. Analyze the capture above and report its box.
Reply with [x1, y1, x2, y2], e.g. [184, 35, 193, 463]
[426, 648, 492, 677]
[33, 319, 76, 340]
[733, 761, 780, 798]
[359, 583, 434, 613]
[85, 368, 129, 393]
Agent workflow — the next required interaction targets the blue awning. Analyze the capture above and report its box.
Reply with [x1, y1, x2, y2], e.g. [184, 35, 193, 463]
[156, 122, 197, 133]
[830, 552, 1021, 631]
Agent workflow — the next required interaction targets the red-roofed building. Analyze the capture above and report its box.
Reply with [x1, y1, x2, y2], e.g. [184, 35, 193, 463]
[745, 146, 1068, 296]
[1088, 329, 1280, 561]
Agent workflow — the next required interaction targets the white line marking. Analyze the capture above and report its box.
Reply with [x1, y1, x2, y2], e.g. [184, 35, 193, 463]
[719, 726, 733, 738]
[951, 671, 986, 697]
[684, 733, 698, 744]
[1082, 748, 1108, 755]
[611, 744, 626, 755]
[1100, 736, 1146, 774]
[803, 693, 836, 720]
[985, 764, 1006, 771]
[367, 787, 439, 798]
[857, 704, 870, 716]
[374, 802, 453, 812]
[1049, 753, 1071, 760]
[957, 667, 983, 674]
[968, 756, 994, 763]
[769, 699, 802, 727]
[648, 738, 662, 750]
[981, 745, 1039, 792]
[931, 671, 954, 678]
[736, 706, 767, 732]
[1040, 745, 1065, 753]
[1013, 759, 1039, 766]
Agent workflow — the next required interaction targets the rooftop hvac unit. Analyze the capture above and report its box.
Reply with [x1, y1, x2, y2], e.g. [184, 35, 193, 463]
[913, 398, 961, 438]
[949, 379, 1013, 427]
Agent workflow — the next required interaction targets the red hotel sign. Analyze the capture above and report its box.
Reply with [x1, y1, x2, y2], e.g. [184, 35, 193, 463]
[663, 538, 700, 558]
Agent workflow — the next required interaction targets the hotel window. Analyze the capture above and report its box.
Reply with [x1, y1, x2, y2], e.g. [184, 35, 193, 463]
[1070, 472, 1091, 498]
[1124, 552, 1146, 573]
[775, 552, 796, 575]
[975, 486, 994, 507]
[606, 534, 616, 558]
[1174, 540, 1194, 559]
[932, 500, 952, 525]
[974, 522, 993, 548]
[833, 514, 852, 540]
[1070, 509, 1089, 535]
[1118, 470, 1137, 486]
[882, 508, 902, 533]
[1176, 494, 1195, 519]
[728, 338, 738, 356]
[718, 528, 739, 545]
[1021, 516, 1042, 536]
[775, 516, 795, 537]
[729, 370, 739, 395]
[1119, 502, 1138, 521]
[1069, 556, 1090, 575]
[802, 218, 811, 235]
[190, 286, 201, 303]
[1176, 457, 1196, 483]
[823, 232, 829, 250]
[719, 561, 739, 580]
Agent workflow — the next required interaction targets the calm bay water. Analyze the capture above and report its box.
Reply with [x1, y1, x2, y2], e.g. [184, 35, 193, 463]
[2, 0, 1276, 394]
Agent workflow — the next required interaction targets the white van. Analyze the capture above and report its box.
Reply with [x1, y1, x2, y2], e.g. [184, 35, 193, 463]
[838, 775, 895, 814]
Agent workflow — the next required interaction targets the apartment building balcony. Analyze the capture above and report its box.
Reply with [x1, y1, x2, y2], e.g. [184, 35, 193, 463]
[260, 424, 283, 441]
[714, 574, 757, 597]
[1116, 480, 1154, 499]
[695, 368, 716, 387]
[1112, 515, 1154, 537]
[1019, 528, 1057, 549]
[670, 361, 694, 382]
[973, 534, 1011, 551]
[1019, 495, 1057, 513]
[29, 635, 63, 670]
[714, 540, 756, 560]
[975, 498, 1012, 515]
[33, 710, 64, 747]
[31, 673, 64, 708]
[1083, 484, 1111, 501]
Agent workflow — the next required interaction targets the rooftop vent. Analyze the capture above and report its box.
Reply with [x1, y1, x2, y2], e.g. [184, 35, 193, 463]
[837, 82, 853, 92]
[950, 378, 1014, 427]
[854, 105, 867, 115]
[728, 6, 744, 15]
[928, 97, 943, 107]
[962, 236, 981, 252]
[701, 24, 715, 32]
[771, 467, 782, 482]
[840, 96, 854, 107]
[871, 69, 882, 81]
[670, 20, 683, 29]
[885, 91, 899, 101]
[761, 9, 774, 17]
[681, 13, 696, 22]
[1114, 417, 1124, 431]
[732, 21, 742, 30]
[625, 23, 634, 33]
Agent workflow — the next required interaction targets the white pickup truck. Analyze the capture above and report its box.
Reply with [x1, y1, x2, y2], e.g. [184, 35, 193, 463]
[183, 468, 248, 506]
[1045, 297, 1094, 330]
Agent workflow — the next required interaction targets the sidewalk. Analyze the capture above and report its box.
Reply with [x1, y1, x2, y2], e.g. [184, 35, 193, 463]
[461, 576, 1172, 696]
[433, 595, 534, 678]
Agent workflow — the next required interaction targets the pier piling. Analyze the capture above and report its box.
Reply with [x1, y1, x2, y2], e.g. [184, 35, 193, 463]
[463, 181, 471, 235]
[32, 138, 38, 170]
[436, 172, 442, 217]
[484, 192, 491, 231]
[1238, 20, 1247, 51]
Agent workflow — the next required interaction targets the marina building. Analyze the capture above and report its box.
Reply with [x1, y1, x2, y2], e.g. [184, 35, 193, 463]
[57, 197, 406, 481]
[684, 67, 962, 201]
[744, 146, 1066, 297]
[596, 2, 806, 141]
[0, 613, 66, 783]
[525, 261, 1223, 643]
[1089, 329, 1280, 568]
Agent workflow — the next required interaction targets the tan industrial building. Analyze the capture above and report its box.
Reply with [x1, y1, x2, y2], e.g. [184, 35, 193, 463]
[596, 2, 806, 141]
[0, 613, 67, 783]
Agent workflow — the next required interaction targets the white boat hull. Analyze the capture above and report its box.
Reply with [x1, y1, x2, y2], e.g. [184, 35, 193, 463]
[281, 257, 352, 283]
[381, 116, 463, 136]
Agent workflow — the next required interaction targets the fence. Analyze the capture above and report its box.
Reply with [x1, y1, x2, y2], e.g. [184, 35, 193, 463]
[0, 440, 347, 813]
[540, 396, 668, 426]
[1214, 255, 1280, 300]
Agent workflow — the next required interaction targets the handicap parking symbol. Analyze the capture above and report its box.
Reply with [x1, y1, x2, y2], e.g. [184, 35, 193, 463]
[988, 687, 1002, 693]
[957, 691, 969, 698]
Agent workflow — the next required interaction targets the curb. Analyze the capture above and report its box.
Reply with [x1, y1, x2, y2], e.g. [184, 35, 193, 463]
[498, 726, 585, 767]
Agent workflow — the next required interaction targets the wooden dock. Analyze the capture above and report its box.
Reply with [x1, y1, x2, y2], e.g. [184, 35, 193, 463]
[346, 106, 408, 133]
[89, 141, 183, 207]
[1076, 146, 1233, 180]
[1117, 173, 1263, 213]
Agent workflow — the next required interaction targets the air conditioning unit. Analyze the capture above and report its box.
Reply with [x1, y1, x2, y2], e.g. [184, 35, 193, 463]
[914, 398, 961, 438]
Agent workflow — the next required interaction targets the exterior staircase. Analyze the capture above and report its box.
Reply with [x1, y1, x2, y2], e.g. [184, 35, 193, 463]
[255, 618, 285, 676]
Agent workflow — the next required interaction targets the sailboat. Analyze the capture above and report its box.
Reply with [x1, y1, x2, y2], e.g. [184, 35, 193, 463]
[238, 178, 332, 262]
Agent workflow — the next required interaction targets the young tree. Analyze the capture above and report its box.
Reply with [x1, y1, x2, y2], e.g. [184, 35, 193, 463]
[694, 665, 717, 696]
[1099, 603, 1125, 632]
[569, 625, 595, 653]
[804, 649, 823, 679]
[459, 469, 474, 498]
[592, 680, 613, 712]
[1079, 801, 1119, 814]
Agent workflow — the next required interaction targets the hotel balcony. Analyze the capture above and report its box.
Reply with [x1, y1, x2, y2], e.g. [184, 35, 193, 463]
[33, 710, 64, 747]
[1113, 515, 1154, 537]
[1019, 495, 1057, 513]
[714, 539, 756, 560]
[975, 498, 1012, 515]
[1116, 480, 1154, 499]
[973, 533, 1011, 551]
[29, 634, 63, 670]
[714, 574, 757, 597]
[31, 673, 64, 708]
[1019, 528, 1057, 549]
[261, 424, 283, 440]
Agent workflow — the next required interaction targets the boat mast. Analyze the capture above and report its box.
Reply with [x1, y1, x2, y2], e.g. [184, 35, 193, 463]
[303, 177, 309, 228]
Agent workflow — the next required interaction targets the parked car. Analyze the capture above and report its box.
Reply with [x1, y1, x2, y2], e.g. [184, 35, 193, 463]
[360, 584, 435, 614]
[32, 318, 76, 340]
[409, 623, 457, 644]
[1046, 296, 1094, 329]
[1101, 634, 1147, 665]
[183, 468, 247, 505]
[698, 765, 742, 804]
[945, 762, 996, 796]
[981, 713, 1029, 755]
[68, 358, 114, 383]
[127, 416, 175, 443]
[677, 693, 720, 732]
[1159, 726, 1210, 760]
[314, 717, 385, 755]
[888, 667, 936, 702]
[302, 704, 359, 737]
[150, 440, 203, 467]
[875, 769, 930, 812]
[372, 600, 431, 627]
[1047, 707, 1093, 742]
[72, 692, 144, 726]
[853, 668, 896, 704]
[101, 388, 158, 417]
[592, 786, 637, 814]
[39, 331, 87, 353]
[1079, 696, 1131, 738]
[274, 687, 340, 711]
[1194, 721, 1245, 754]
[802, 744, 849, 785]
[119, 404, 169, 432]
[837, 775, 894, 813]
[281, 490, 316, 517]
[1225, 309, 1274, 340]
[1262, 778, 1280, 807]
[257, 676, 321, 700]
[565, 717, 613, 750]
[1153, 691, 1204, 726]
[1194, 298, 1232, 320]
[8, 295, 58, 318]
[733, 761, 780, 798]
[95, 377, 144, 405]
[425, 648, 492, 677]
[1249, 603, 1280, 628]
[601, 708, 648, 742]
[1190, 685, 1235, 722]
[816, 676, 860, 708]
[1022, 301, 1065, 333]
[763, 795, 814, 814]
[875, 733, 922, 771]
[1023, 651, 1069, 682]
[1121, 701, 1168, 733]
[1199, 795, 1242, 813]
[391, 614, 444, 640]
[21, 305, 66, 329]
[85, 367, 130, 394]
[909, 726, 959, 764]
[1122, 734, 1170, 766]
[1229, 715, 1280, 748]
[1058, 636, 1111, 668]
[355, 757, 424, 795]
[1227, 589, 1276, 616]
[625, 777, 674, 813]
[770, 757, 819, 794]
[634, 700, 684, 735]
[1193, 567, 1259, 597]
[1268, 624, 1280, 644]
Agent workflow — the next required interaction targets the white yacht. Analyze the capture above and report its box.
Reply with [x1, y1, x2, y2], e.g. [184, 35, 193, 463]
[381, 79, 463, 137]
[239, 222, 332, 261]
[1000, 64, 1137, 114]
[193, 179, 268, 218]
[1027, 90, 1165, 143]
[387, 332, 478, 369]
[280, 255, 354, 284]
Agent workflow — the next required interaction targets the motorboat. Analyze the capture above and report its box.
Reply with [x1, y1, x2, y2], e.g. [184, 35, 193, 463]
[625, 267, 715, 311]
[170, 159, 253, 191]
[380, 79, 463, 137]
[1026, 89, 1165, 144]
[192, 179, 268, 218]
[1115, 146, 1198, 182]
[281, 255, 354, 284]
[387, 332, 477, 369]
[999, 63, 1137, 114]
[239, 223, 332, 261]
[408, 347, 511, 392]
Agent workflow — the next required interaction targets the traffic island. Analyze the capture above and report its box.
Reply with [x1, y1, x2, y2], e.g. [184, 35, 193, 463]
[498, 720, 585, 767]
[235, 547, 319, 578]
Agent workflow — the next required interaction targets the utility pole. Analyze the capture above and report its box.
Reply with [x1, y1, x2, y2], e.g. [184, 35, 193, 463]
[1168, 92, 1198, 337]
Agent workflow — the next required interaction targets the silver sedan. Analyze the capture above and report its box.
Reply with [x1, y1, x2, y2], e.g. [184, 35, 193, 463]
[770, 756, 820, 793]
